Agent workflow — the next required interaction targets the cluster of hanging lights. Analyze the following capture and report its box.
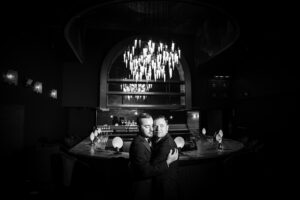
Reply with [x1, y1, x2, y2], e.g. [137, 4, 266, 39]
[123, 39, 181, 82]
[120, 81, 153, 100]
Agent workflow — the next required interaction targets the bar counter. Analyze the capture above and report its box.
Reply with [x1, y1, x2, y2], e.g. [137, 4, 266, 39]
[69, 136, 244, 160]
[66, 136, 245, 200]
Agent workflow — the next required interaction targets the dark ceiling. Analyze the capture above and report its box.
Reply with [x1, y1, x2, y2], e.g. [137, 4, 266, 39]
[2, 0, 279, 67]
[64, 1, 240, 63]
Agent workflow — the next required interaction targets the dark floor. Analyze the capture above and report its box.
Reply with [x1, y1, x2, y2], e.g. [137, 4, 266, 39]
[2, 138, 281, 200]
[3, 162, 278, 199]
[9, 176, 277, 200]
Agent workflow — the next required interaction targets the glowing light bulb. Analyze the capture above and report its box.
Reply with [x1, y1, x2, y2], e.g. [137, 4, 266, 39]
[112, 137, 123, 149]
[202, 128, 206, 135]
[174, 136, 185, 148]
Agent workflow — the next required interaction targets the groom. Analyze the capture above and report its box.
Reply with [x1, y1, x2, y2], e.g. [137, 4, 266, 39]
[129, 113, 178, 200]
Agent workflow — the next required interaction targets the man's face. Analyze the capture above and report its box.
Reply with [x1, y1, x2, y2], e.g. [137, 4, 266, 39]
[154, 118, 169, 138]
[140, 117, 154, 138]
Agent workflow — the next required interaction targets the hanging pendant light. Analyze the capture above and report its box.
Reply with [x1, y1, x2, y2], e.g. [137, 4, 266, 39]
[123, 39, 181, 82]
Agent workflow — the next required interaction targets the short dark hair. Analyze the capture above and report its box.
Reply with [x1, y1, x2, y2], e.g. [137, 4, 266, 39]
[137, 113, 152, 127]
[154, 115, 168, 125]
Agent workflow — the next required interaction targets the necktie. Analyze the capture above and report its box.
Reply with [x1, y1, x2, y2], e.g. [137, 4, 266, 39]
[146, 139, 152, 147]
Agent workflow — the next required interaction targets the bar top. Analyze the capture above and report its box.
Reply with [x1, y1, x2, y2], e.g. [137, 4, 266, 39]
[69, 136, 244, 160]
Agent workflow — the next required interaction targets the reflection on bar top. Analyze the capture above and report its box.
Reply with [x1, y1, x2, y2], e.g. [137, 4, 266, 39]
[69, 137, 244, 160]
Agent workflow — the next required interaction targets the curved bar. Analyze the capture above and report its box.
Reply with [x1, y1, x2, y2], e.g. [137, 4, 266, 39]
[180, 138, 244, 160]
[69, 137, 244, 160]
[69, 138, 129, 159]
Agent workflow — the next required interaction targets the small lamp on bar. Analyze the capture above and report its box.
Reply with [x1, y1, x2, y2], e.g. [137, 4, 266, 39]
[174, 136, 185, 154]
[112, 137, 123, 154]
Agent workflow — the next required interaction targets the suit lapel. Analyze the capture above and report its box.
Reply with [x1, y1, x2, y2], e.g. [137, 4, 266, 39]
[138, 135, 151, 152]
[154, 134, 168, 146]
[143, 140, 151, 152]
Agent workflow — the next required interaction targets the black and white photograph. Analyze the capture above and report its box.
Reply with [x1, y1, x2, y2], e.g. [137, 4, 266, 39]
[1, 0, 287, 199]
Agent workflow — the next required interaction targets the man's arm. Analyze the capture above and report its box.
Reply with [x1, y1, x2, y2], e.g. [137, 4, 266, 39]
[166, 149, 178, 167]
[130, 141, 168, 179]
[152, 137, 178, 166]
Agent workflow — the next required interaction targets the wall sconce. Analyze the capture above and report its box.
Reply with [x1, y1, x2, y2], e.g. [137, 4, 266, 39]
[49, 89, 57, 99]
[2, 70, 18, 85]
[192, 113, 199, 119]
[25, 78, 33, 87]
[112, 136, 123, 154]
[33, 82, 43, 93]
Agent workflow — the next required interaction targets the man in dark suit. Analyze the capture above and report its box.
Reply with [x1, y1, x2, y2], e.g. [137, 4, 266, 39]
[151, 115, 180, 200]
[129, 113, 178, 200]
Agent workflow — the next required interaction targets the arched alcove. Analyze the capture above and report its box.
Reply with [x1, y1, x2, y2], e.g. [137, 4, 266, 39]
[99, 36, 191, 110]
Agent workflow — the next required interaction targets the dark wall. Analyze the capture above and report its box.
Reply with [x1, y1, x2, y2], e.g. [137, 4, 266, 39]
[0, 1, 285, 196]
[1, 1, 286, 150]
[66, 107, 96, 139]
[62, 61, 98, 107]
[1, 20, 68, 186]
[1, 24, 66, 147]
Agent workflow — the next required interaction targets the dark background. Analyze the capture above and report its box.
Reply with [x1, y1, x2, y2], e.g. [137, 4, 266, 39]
[0, 0, 288, 199]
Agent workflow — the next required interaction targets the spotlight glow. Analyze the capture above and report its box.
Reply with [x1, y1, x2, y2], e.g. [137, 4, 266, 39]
[112, 137, 123, 149]
[174, 136, 185, 148]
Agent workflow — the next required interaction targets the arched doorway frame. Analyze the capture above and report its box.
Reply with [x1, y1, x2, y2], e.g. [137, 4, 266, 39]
[99, 36, 191, 110]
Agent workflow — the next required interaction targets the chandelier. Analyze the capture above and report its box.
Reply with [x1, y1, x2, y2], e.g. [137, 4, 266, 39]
[121, 80, 153, 100]
[123, 39, 181, 82]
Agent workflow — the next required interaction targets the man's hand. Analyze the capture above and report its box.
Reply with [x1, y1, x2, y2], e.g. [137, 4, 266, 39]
[166, 148, 178, 166]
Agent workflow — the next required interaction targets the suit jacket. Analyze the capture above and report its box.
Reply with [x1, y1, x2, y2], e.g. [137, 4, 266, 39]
[129, 134, 169, 200]
[151, 134, 179, 200]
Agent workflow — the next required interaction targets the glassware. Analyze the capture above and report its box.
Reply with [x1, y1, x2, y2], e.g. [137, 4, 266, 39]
[95, 132, 109, 151]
